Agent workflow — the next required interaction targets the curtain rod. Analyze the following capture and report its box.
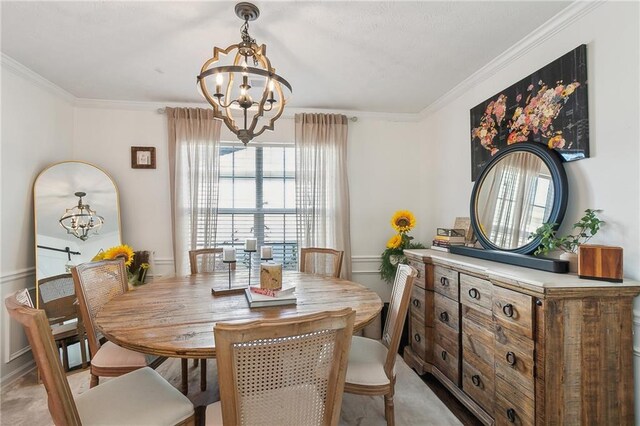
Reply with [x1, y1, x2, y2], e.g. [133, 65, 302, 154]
[156, 108, 358, 122]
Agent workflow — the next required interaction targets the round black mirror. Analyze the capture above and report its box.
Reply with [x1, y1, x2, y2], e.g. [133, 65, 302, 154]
[470, 142, 568, 254]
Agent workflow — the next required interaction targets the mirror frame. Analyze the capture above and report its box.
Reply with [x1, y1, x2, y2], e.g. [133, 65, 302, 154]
[33, 160, 122, 308]
[470, 142, 568, 255]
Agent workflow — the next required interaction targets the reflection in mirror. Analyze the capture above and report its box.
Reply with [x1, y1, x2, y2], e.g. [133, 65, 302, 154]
[476, 151, 554, 250]
[34, 162, 121, 285]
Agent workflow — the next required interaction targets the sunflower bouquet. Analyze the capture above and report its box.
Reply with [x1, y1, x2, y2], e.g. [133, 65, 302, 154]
[380, 210, 425, 284]
[92, 244, 150, 286]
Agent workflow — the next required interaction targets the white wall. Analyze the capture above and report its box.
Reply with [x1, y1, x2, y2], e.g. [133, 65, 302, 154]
[0, 58, 75, 382]
[72, 106, 422, 300]
[418, 1, 640, 280]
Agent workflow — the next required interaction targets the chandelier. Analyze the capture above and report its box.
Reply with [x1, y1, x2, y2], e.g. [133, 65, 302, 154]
[197, 2, 292, 145]
[59, 192, 104, 241]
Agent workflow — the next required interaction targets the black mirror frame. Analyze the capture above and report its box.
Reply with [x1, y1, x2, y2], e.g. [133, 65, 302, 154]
[470, 142, 568, 255]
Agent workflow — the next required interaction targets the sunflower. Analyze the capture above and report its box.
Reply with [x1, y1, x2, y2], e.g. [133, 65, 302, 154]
[387, 234, 402, 249]
[91, 250, 106, 261]
[103, 244, 135, 267]
[391, 210, 416, 233]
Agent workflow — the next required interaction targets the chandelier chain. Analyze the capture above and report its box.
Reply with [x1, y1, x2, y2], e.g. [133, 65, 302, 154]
[240, 18, 259, 66]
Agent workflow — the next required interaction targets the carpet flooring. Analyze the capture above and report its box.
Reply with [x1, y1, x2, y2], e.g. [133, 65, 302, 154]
[1, 355, 462, 425]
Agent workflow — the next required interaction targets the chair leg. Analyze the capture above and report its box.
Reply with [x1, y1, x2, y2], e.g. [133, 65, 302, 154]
[193, 358, 199, 367]
[79, 335, 88, 369]
[61, 341, 70, 372]
[384, 384, 396, 426]
[90, 374, 99, 388]
[384, 393, 394, 426]
[200, 359, 207, 391]
[181, 358, 188, 395]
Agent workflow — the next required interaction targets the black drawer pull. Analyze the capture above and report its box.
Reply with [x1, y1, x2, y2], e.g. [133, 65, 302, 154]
[468, 288, 479, 299]
[471, 375, 481, 387]
[502, 303, 514, 317]
[412, 299, 421, 308]
[439, 311, 449, 322]
[416, 269, 421, 278]
[414, 333, 421, 343]
[440, 276, 449, 286]
[506, 408, 516, 423]
[441, 350, 447, 360]
[506, 351, 517, 366]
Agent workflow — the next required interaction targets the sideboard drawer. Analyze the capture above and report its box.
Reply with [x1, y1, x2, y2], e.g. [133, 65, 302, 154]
[494, 324, 535, 396]
[462, 305, 495, 367]
[434, 341, 460, 386]
[462, 360, 494, 417]
[410, 316, 426, 360]
[495, 376, 535, 426]
[492, 286, 533, 338]
[410, 284, 425, 322]
[434, 319, 459, 357]
[434, 292, 460, 332]
[407, 258, 426, 289]
[460, 274, 493, 311]
[434, 265, 459, 301]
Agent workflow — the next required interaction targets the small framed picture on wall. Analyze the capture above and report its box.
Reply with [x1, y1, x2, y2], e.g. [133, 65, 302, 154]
[131, 146, 156, 169]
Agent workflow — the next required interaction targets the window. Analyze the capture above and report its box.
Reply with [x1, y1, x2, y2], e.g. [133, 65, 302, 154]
[204, 142, 297, 269]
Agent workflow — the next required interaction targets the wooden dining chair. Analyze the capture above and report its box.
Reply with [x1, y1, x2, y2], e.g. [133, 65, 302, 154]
[343, 264, 417, 426]
[72, 259, 166, 388]
[299, 247, 344, 278]
[205, 308, 356, 426]
[187, 248, 229, 393]
[5, 290, 195, 426]
[37, 273, 88, 371]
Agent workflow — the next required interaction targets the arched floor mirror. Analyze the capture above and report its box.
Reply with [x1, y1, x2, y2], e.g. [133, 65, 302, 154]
[33, 161, 121, 370]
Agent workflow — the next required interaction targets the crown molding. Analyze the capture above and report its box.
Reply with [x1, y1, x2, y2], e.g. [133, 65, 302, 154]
[74, 98, 421, 122]
[419, 0, 605, 118]
[1, 53, 76, 104]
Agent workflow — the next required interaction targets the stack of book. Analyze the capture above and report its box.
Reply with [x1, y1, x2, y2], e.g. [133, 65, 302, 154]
[245, 285, 297, 308]
[431, 228, 466, 252]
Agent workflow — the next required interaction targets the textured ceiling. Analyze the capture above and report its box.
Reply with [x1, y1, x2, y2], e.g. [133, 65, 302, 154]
[1, 1, 570, 113]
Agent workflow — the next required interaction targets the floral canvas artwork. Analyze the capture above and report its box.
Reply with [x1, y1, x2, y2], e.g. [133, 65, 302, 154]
[470, 45, 589, 181]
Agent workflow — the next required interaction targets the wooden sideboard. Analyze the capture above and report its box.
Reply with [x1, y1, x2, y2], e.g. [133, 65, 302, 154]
[403, 249, 640, 425]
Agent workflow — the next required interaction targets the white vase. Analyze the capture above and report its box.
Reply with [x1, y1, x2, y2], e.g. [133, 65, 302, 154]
[559, 252, 578, 273]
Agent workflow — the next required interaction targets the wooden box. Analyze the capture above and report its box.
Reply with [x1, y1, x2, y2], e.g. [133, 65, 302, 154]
[578, 245, 623, 283]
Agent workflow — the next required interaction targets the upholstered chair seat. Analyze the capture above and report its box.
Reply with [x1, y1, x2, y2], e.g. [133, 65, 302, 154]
[345, 335, 394, 387]
[76, 367, 194, 425]
[89, 341, 158, 370]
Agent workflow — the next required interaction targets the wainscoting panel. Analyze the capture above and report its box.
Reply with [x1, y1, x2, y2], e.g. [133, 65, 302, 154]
[0, 267, 36, 383]
[351, 255, 391, 302]
[150, 257, 176, 280]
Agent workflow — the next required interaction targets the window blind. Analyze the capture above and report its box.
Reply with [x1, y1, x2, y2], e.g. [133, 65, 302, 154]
[195, 142, 297, 269]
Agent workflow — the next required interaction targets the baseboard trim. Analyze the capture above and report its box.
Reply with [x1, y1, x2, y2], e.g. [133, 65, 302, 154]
[0, 359, 36, 387]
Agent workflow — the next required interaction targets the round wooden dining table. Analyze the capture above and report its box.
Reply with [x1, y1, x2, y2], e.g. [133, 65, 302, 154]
[94, 271, 383, 360]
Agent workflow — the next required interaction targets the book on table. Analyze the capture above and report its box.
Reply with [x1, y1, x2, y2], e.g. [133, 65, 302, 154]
[245, 285, 297, 308]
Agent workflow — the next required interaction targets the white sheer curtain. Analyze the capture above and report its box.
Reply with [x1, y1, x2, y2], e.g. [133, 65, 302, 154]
[167, 107, 222, 276]
[479, 152, 542, 248]
[295, 113, 352, 279]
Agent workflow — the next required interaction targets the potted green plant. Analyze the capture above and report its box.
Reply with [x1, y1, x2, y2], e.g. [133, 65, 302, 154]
[529, 209, 604, 272]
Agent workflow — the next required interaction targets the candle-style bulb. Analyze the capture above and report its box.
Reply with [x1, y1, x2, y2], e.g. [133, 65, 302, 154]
[215, 74, 223, 96]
